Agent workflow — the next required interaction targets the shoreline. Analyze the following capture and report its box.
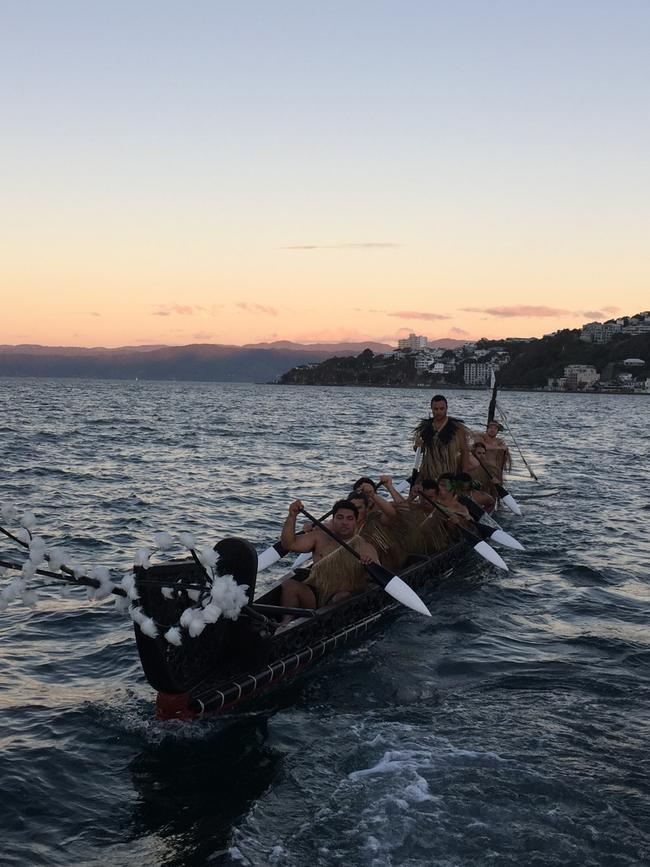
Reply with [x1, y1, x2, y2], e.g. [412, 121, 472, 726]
[273, 381, 650, 396]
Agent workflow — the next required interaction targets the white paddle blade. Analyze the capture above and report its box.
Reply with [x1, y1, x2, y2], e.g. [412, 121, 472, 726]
[489, 529, 525, 551]
[257, 546, 282, 571]
[384, 575, 431, 617]
[292, 552, 312, 568]
[394, 479, 411, 496]
[474, 540, 509, 571]
[501, 494, 522, 516]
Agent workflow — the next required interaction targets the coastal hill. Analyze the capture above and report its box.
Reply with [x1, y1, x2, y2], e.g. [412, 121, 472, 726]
[0, 341, 393, 382]
[279, 322, 650, 390]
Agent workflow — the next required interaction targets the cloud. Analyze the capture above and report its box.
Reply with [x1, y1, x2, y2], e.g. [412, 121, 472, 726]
[388, 310, 451, 321]
[450, 326, 470, 336]
[460, 305, 574, 318]
[151, 304, 206, 317]
[461, 304, 623, 321]
[583, 306, 621, 319]
[236, 302, 278, 316]
[282, 242, 400, 250]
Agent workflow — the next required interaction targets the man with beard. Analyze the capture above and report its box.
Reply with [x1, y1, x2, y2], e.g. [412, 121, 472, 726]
[413, 394, 471, 480]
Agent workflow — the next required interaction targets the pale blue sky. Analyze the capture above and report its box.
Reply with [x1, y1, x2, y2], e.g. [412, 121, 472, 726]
[1, 1, 648, 345]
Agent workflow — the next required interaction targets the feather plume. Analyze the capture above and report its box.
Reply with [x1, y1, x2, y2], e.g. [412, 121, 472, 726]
[179, 532, 195, 550]
[164, 626, 182, 646]
[152, 531, 174, 551]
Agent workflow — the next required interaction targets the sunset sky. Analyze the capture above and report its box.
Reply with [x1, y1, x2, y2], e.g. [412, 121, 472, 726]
[1, 1, 648, 348]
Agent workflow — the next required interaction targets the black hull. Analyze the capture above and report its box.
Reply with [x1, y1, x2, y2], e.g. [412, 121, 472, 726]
[140, 538, 468, 720]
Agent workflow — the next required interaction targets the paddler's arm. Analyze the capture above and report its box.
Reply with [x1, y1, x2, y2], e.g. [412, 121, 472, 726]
[379, 474, 406, 505]
[280, 500, 318, 554]
[360, 482, 397, 524]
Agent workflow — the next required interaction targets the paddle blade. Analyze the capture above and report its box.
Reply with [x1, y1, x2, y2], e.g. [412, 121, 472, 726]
[384, 576, 432, 617]
[257, 546, 282, 571]
[293, 552, 312, 568]
[501, 493, 522, 516]
[367, 562, 431, 616]
[489, 528, 525, 551]
[473, 540, 509, 571]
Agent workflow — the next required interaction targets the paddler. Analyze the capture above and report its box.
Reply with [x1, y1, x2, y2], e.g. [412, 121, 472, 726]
[413, 394, 472, 480]
[278, 499, 378, 622]
[471, 420, 511, 483]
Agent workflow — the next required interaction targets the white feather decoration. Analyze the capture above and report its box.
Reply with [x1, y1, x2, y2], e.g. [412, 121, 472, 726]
[22, 589, 39, 608]
[134, 548, 151, 568]
[179, 532, 195, 550]
[140, 616, 158, 638]
[201, 602, 222, 623]
[196, 545, 218, 569]
[20, 511, 37, 530]
[179, 607, 195, 629]
[21, 561, 37, 581]
[28, 536, 47, 564]
[129, 606, 145, 625]
[164, 626, 183, 646]
[47, 548, 65, 572]
[189, 615, 206, 637]
[153, 531, 174, 550]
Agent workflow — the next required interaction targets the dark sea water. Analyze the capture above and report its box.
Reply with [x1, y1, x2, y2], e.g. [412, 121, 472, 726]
[1, 379, 649, 866]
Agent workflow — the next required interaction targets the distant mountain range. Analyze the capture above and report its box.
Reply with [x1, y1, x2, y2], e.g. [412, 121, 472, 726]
[0, 340, 398, 382]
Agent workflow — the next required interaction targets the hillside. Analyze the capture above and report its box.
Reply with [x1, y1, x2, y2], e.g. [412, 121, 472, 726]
[0, 342, 389, 383]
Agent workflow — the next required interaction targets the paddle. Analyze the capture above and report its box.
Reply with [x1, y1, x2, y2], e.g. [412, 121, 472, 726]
[0, 555, 128, 597]
[257, 507, 334, 571]
[456, 496, 524, 551]
[495, 401, 539, 483]
[393, 447, 422, 496]
[416, 492, 509, 572]
[298, 507, 431, 617]
[473, 454, 522, 516]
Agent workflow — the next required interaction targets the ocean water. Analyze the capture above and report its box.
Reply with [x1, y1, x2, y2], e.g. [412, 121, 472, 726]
[0, 379, 649, 866]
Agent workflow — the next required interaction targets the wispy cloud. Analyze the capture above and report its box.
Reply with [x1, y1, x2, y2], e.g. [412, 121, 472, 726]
[282, 242, 400, 250]
[450, 326, 470, 336]
[583, 306, 621, 319]
[388, 310, 451, 321]
[151, 304, 206, 317]
[460, 305, 622, 320]
[460, 305, 573, 318]
[236, 302, 278, 316]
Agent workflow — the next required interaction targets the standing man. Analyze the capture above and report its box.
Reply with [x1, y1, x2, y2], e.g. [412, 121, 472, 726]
[413, 394, 471, 480]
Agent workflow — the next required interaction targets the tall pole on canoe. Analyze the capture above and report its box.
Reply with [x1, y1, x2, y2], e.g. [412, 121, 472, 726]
[487, 369, 498, 425]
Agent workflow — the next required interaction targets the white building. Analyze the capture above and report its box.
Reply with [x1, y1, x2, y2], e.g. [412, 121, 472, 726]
[580, 321, 622, 343]
[564, 364, 600, 388]
[464, 362, 491, 386]
[398, 333, 428, 350]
